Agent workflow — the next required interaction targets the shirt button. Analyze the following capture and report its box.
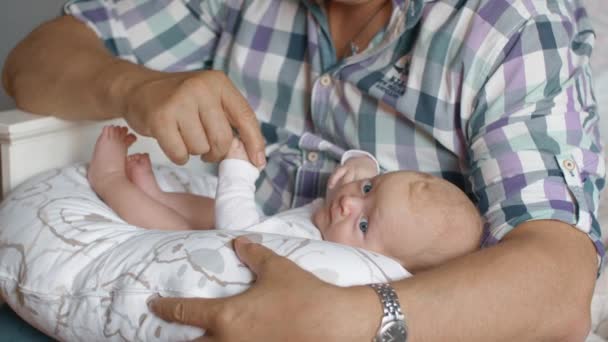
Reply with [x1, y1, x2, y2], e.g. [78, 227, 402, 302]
[563, 159, 575, 171]
[320, 75, 332, 87]
[307, 152, 319, 162]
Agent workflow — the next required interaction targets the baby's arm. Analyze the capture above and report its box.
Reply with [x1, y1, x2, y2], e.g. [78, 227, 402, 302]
[214, 155, 262, 230]
[327, 150, 380, 189]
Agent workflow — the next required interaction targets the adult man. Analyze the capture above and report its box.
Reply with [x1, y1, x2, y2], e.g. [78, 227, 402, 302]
[2, 0, 604, 340]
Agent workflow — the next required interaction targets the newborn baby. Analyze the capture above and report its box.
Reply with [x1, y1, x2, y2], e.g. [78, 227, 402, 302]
[215, 139, 483, 273]
[89, 126, 482, 273]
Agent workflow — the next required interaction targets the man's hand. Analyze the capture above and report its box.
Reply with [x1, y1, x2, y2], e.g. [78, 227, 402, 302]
[125, 70, 266, 166]
[2, 16, 265, 167]
[149, 221, 597, 342]
[327, 155, 378, 189]
[149, 237, 380, 342]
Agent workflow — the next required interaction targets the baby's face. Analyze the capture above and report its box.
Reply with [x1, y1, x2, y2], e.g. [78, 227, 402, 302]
[312, 171, 481, 270]
[312, 171, 422, 259]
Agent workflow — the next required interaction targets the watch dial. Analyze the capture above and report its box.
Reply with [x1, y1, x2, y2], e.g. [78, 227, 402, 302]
[382, 321, 407, 342]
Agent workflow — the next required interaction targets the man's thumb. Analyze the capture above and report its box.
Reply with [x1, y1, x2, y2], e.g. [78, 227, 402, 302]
[233, 236, 276, 275]
[149, 296, 221, 328]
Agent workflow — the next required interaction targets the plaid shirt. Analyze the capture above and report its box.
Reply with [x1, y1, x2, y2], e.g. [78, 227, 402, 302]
[65, 0, 605, 265]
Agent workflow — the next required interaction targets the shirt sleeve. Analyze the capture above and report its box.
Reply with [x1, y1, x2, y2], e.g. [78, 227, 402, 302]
[63, 0, 224, 71]
[467, 9, 606, 268]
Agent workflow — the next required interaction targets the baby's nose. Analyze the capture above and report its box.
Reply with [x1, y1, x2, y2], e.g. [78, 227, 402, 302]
[339, 195, 363, 216]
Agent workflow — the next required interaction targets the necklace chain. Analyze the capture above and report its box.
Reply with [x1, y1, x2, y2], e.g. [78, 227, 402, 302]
[344, 0, 390, 57]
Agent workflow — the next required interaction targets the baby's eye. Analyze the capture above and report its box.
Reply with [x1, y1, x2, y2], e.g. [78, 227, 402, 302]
[359, 217, 369, 234]
[361, 181, 373, 194]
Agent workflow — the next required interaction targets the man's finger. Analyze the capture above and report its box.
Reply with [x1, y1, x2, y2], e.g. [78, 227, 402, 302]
[153, 119, 189, 165]
[199, 109, 233, 162]
[222, 85, 266, 168]
[233, 236, 279, 275]
[178, 115, 210, 156]
[149, 297, 222, 328]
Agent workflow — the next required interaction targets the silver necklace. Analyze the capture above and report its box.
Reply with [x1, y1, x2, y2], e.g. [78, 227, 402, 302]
[345, 0, 390, 56]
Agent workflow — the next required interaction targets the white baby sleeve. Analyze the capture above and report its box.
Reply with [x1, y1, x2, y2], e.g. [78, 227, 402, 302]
[215, 159, 262, 230]
[341, 150, 381, 174]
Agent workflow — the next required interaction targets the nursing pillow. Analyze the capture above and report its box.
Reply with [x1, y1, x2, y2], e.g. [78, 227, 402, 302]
[0, 164, 410, 341]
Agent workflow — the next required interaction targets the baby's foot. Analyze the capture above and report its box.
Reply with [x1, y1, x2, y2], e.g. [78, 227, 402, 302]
[88, 126, 136, 193]
[126, 153, 162, 198]
[225, 137, 250, 162]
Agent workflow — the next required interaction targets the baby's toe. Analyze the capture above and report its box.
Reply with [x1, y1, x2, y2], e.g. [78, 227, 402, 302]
[141, 153, 152, 166]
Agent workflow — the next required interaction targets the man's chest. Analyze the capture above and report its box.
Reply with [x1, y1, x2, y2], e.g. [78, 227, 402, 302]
[213, 0, 470, 172]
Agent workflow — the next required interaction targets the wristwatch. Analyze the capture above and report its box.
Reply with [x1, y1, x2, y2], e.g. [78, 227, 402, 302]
[369, 283, 408, 342]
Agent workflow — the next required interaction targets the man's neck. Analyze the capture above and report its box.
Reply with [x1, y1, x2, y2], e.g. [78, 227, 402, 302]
[325, 0, 393, 59]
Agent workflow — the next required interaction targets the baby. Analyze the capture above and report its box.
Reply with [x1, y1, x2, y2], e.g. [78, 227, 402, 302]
[88, 126, 482, 273]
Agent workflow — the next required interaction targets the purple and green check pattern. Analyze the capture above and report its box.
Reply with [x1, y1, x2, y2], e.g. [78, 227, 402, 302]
[65, 0, 605, 266]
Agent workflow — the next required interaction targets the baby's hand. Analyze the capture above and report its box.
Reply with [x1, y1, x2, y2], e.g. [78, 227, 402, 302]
[226, 137, 251, 162]
[327, 156, 378, 189]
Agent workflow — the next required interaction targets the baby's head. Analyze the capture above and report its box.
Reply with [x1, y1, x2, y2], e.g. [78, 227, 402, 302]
[312, 171, 482, 273]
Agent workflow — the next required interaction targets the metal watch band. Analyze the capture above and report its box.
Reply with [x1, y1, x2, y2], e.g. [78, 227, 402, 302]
[370, 283, 403, 318]
[369, 283, 407, 342]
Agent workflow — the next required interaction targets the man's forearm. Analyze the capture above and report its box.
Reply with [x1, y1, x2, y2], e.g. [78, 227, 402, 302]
[2, 15, 158, 120]
[385, 220, 597, 341]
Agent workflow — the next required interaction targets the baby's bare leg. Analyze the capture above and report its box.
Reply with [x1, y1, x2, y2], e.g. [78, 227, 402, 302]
[126, 153, 215, 229]
[88, 126, 193, 230]
[157, 193, 215, 228]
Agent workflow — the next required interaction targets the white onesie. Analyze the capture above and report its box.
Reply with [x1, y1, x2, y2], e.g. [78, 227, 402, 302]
[214, 158, 323, 239]
[214, 150, 379, 239]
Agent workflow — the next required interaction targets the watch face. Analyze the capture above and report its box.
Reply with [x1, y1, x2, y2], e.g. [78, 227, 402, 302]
[380, 321, 407, 342]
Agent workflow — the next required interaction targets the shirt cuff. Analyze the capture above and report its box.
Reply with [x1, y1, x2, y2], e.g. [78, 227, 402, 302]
[480, 153, 605, 273]
[219, 159, 260, 182]
[340, 150, 380, 175]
